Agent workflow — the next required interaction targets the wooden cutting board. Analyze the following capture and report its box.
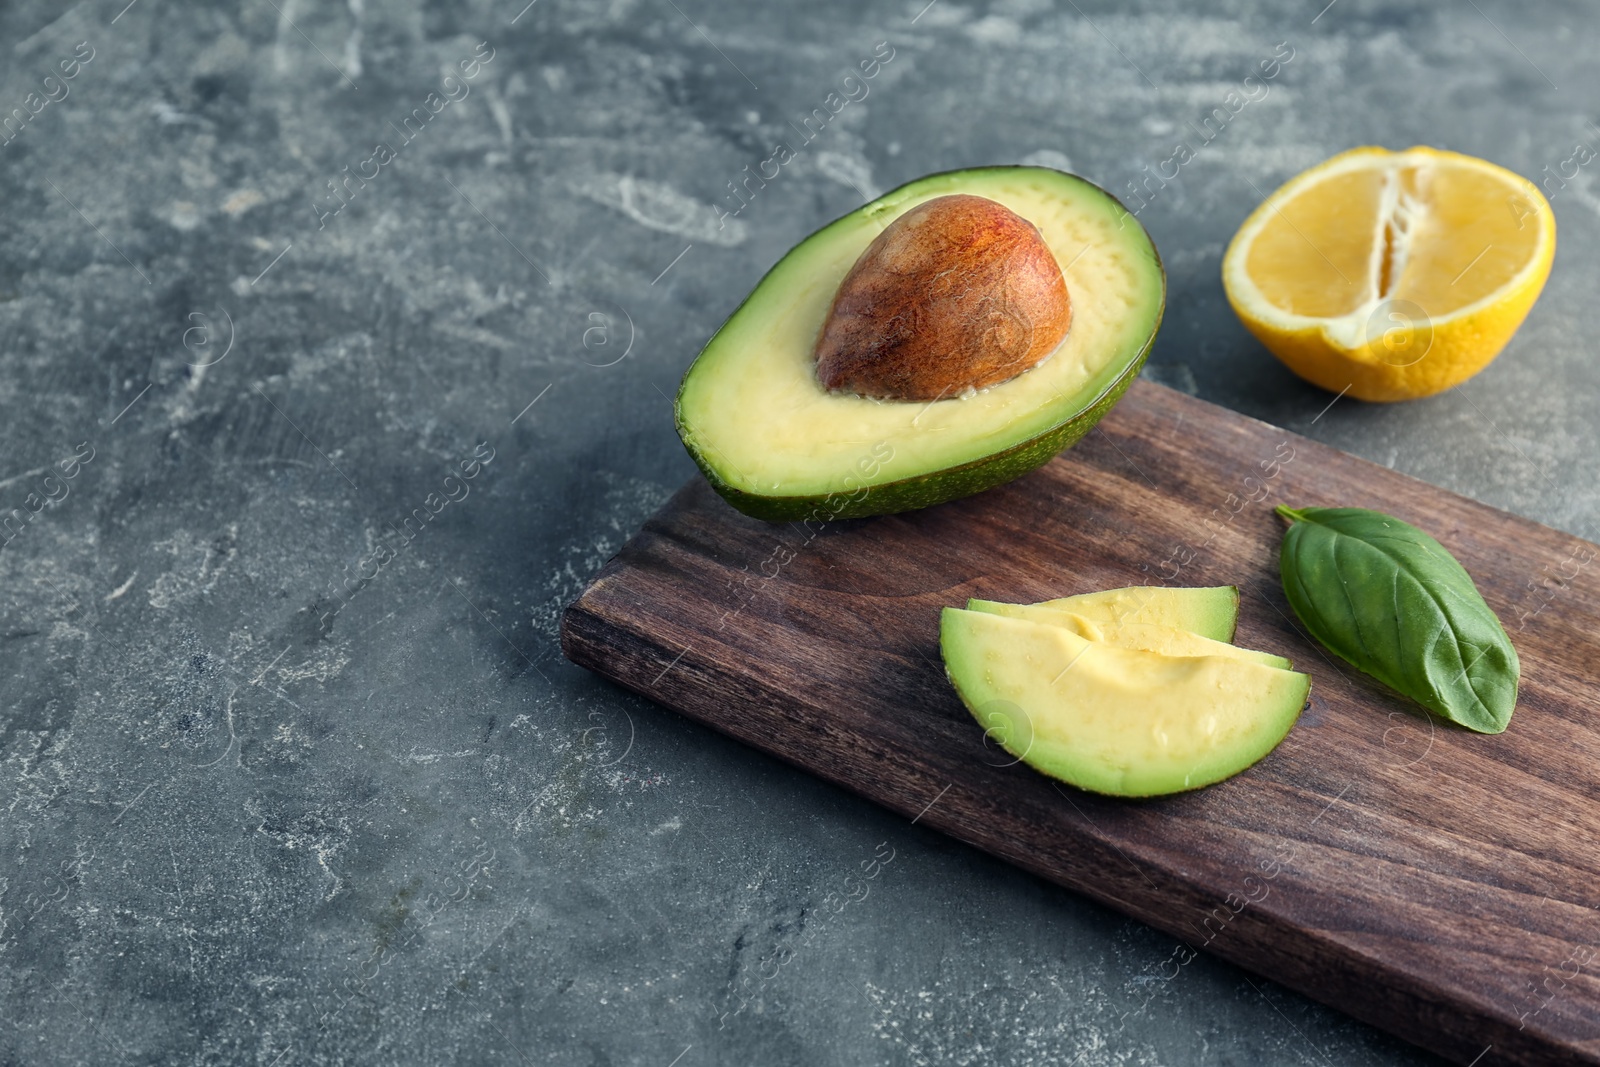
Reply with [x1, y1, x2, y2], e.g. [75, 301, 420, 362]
[561, 379, 1600, 1066]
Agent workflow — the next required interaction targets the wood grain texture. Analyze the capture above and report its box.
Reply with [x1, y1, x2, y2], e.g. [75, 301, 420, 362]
[561, 379, 1600, 1066]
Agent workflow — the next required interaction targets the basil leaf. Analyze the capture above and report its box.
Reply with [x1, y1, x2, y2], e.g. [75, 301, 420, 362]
[1275, 505, 1519, 733]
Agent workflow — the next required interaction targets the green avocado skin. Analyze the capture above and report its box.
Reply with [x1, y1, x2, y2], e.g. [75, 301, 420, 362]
[674, 165, 1166, 524]
[675, 322, 1160, 523]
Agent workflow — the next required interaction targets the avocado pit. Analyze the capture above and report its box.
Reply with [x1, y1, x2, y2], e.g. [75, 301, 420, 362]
[814, 194, 1073, 402]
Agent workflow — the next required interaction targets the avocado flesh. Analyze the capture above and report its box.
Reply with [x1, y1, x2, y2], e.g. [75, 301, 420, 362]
[970, 585, 1240, 642]
[940, 608, 1309, 797]
[675, 166, 1165, 521]
[965, 606, 1290, 669]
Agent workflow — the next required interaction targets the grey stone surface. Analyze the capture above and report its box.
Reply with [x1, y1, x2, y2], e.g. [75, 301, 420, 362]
[0, 0, 1591, 1063]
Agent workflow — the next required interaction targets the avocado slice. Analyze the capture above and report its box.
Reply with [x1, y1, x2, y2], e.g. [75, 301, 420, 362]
[675, 166, 1165, 521]
[940, 608, 1309, 797]
[969, 608, 1290, 669]
[969, 585, 1240, 642]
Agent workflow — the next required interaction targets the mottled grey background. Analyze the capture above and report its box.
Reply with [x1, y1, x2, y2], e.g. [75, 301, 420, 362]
[0, 0, 1591, 1063]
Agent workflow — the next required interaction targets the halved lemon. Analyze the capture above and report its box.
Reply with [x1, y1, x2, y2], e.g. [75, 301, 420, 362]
[1222, 146, 1554, 402]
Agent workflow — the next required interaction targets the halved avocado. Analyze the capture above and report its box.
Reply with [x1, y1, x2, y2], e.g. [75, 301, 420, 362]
[969, 585, 1241, 642]
[675, 167, 1165, 521]
[941, 608, 1309, 797]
